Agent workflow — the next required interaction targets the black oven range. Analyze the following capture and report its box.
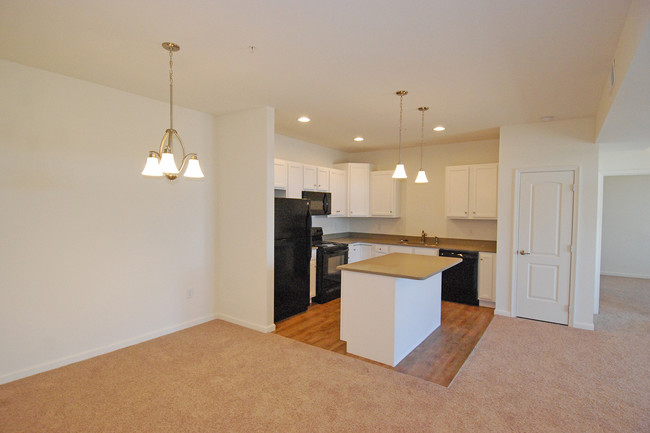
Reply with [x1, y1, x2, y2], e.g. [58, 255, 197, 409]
[311, 227, 348, 304]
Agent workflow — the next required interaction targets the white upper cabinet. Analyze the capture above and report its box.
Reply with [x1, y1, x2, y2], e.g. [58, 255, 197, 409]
[303, 165, 330, 191]
[303, 164, 318, 191]
[370, 170, 400, 218]
[335, 163, 370, 217]
[470, 164, 498, 218]
[329, 168, 347, 217]
[445, 163, 498, 219]
[286, 161, 304, 199]
[317, 167, 330, 191]
[274, 159, 288, 189]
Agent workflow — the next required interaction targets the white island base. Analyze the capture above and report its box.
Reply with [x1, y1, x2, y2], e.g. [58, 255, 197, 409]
[338, 253, 461, 367]
[340, 271, 441, 366]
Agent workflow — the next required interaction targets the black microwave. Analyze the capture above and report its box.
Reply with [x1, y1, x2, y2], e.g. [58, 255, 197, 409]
[302, 191, 331, 215]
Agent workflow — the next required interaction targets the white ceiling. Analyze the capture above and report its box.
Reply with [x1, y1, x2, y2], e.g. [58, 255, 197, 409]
[0, 0, 636, 152]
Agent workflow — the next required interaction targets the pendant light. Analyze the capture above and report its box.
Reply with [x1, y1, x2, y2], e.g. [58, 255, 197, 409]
[415, 107, 429, 184]
[142, 42, 204, 180]
[392, 90, 408, 179]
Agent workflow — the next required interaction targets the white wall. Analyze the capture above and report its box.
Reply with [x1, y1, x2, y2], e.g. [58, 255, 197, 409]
[215, 108, 275, 332]
[601, 175, 650, 278]
[0, 60, 218, 383]
[496, 118, 599, 330]
[346, 140, 499, 240]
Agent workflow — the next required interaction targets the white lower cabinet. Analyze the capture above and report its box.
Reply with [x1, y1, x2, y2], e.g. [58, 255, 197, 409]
[372, 244, 390, 257]
[412, 247, 439, 256]
[389, 245, 413, 254]
[478, 252, 496, 302]
[310, 248, 317, 301]
[348, 243, 372, 263]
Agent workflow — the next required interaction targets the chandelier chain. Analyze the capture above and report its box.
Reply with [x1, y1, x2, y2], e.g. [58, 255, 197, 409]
[398, 92, 404, 162]
[420, 109, 424, 167]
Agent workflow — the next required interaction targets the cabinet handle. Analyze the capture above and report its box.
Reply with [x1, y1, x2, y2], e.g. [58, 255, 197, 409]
[473, 211, 476, 214]
[465, 211, 468, 214]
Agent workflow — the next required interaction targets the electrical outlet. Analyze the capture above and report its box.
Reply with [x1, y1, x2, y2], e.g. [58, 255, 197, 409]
[186, 288, 193, 299]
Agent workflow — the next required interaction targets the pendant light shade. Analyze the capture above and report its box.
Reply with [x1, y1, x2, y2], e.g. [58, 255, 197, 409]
[415, 170, 429, 183]
[392, 90, 408, 179]
[142, 42, 204, 181]
[142, 153, 163, 176]
[159, 150, 179, 174]
[415, 106, 429, 184]
[393, 163, 407, 179]
[184, 156, 205, 178]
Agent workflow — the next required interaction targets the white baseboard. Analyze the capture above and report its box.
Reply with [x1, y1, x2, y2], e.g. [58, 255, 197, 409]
[572, 320, 595, 331]
[479, 300, 495, 308]
[0, 313, 218, 386]
[494, 309, 512, 317]
[600, 271, 650, 280]
[216, 313, 276, 333]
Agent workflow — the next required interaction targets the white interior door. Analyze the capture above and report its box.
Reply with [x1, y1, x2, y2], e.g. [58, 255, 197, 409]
[516, 170, 574, 325]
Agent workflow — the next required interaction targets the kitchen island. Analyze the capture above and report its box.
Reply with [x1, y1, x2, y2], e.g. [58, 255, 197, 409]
[338, 253, 461, 366]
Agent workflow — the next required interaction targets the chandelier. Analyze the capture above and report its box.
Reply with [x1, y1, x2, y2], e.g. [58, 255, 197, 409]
[142, 42, 204, 180]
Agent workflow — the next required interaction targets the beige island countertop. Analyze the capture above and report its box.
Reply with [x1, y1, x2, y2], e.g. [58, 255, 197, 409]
[337, 253, 461, 280]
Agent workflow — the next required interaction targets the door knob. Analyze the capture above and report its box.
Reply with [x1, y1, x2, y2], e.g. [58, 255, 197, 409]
[519, 250, 530, 255]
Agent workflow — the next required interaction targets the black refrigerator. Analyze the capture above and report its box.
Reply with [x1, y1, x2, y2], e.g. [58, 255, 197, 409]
[274, 197, 312, 323]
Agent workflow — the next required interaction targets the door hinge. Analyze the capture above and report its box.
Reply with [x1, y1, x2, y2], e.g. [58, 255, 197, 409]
[569, 245, 574, 253]
[569, 184, 575, 192]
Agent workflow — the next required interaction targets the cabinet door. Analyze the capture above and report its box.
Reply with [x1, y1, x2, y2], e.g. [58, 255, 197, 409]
[370, 171, 398, 217]
[286, 162, 304, 199]
[470, 164, 498, 219]
[445, 165, 470, 218]
[274, 159, 288, 189]
[413, 247, 439, 256]
[359, 245, 373, 261]
[478, 252, 496, 301]
[372, 244, 389, 256]
[317, 167, 330, 192]
[303, 165, 317, 191]
[348, 244, 360, 263]
[310, 249, 317, 301]
[329, 169, 347, 217]
[348, 164, 370, 217]
[389, 245, 413, 254]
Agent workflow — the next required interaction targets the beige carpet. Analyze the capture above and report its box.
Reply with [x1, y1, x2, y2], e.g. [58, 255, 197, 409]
[595, 275, 650, 337]
[1, 302, 649, 431]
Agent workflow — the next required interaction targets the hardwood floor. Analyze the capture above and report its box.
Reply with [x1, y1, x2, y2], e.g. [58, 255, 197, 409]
[274, 298, 494, 387]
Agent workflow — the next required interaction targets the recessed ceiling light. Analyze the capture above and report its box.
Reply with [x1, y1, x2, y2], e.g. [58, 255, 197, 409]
[540, 115, 554, 122]
[433, 126, 446, 132]
[297, 116, 311, 123]
[353, 136, 364, 142]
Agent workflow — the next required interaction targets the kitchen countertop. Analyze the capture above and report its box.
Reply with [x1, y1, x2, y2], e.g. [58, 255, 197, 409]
[325, 232, 496, 253]
[337, 253, 461, 280]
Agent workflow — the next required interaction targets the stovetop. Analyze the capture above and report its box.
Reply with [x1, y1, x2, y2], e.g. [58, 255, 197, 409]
[313, 241, 347, 249]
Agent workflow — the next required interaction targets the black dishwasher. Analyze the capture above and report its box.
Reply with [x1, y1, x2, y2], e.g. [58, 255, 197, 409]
[439, 249, 479, 306]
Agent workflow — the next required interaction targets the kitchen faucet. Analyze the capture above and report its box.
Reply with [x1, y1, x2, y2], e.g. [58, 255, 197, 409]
[421, 230, 427, 244]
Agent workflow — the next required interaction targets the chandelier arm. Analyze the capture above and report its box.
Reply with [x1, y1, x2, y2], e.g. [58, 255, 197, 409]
[158, 131, 171, 155]
[172, 130, 191, 171]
